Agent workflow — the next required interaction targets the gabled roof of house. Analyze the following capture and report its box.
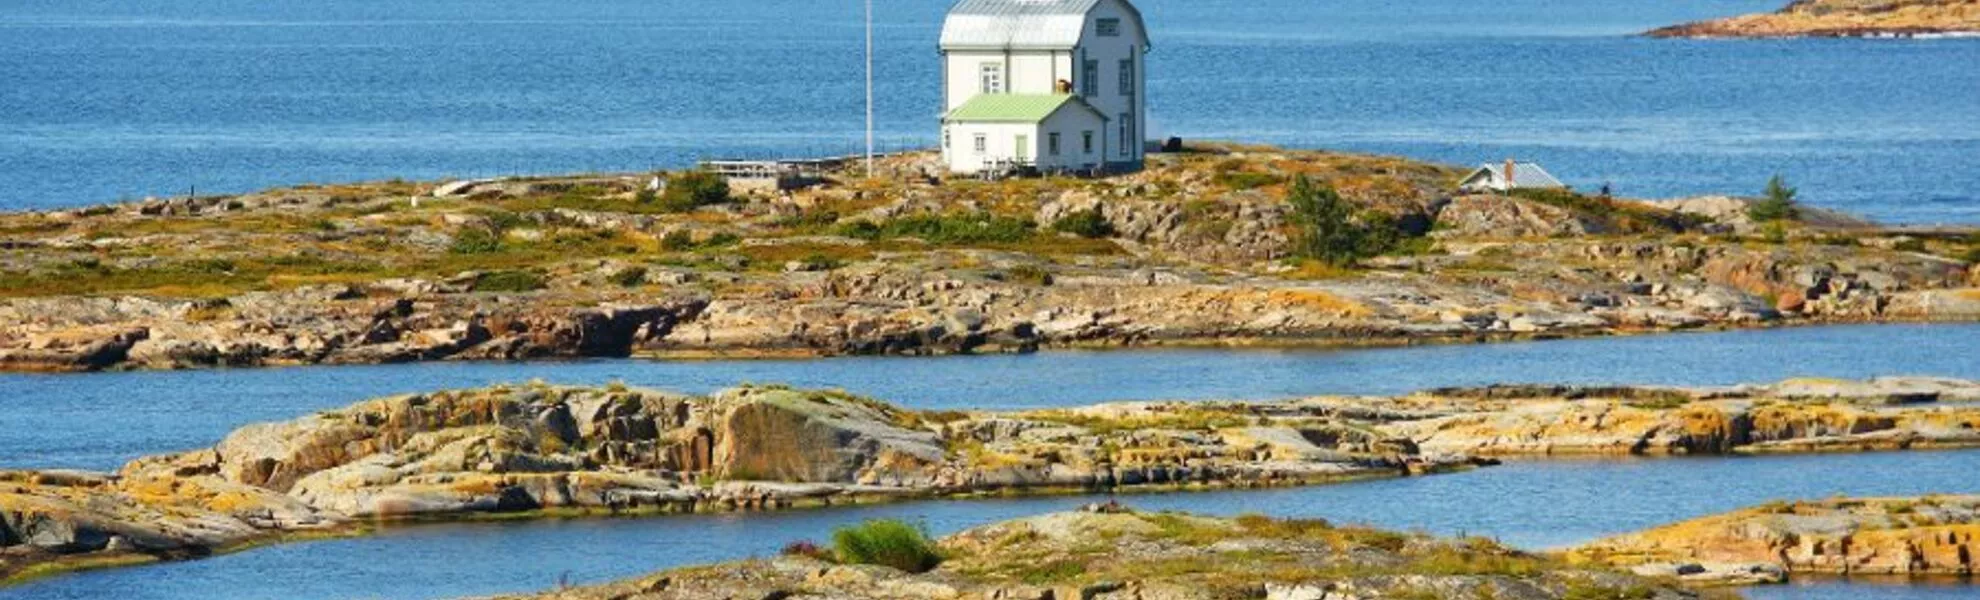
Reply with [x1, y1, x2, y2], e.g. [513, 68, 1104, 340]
[940, 0, 1147, 50]
[944, 94, 1106, 124]
[1462, 162, 1566, 189]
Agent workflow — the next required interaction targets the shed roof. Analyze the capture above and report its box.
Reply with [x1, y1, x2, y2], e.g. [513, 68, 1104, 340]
[1463, 162, 1566, 189]
[944, 94, 1101, 123]
[940, 0, 1144, 50]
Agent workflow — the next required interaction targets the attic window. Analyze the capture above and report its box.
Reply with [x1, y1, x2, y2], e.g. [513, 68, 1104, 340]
[1096, 18, 1121, 37]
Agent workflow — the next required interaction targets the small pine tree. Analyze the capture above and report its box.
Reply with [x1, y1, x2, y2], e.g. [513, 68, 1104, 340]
[1748, 174, 1800, 222]
[1287, 176, 1365, 266]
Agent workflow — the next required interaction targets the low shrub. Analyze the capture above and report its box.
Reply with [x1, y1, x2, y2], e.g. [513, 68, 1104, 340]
[471, 270, 546, 292]
[780, 540, 832, 561]
[607, 266, 647, 287]
[659, 230, 694, 252]
[796, 253, 843, 271]
[451, 228, 502, 254]
[1051, 208, 1113, 238]
[830, 519, 942, 573]
[658, 170, 731, 213]
[1003, 264, 1053, 285]
[835, 213, 1035, 245]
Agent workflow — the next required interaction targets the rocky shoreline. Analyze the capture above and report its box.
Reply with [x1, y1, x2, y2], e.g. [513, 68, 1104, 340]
[499, 505, 1706, 600]
[1649, 0, 1980, 38]
[1572, 495, 1980, 586]
[1, 144, 1975, 373]
[8, 377, 1980, 586]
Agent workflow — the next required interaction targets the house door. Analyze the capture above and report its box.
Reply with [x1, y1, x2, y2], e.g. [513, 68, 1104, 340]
[1015, 135, 1029, 163]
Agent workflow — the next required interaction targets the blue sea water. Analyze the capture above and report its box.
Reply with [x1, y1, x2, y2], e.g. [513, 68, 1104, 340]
[2, 0, 1978, 222]
[4, 1, 1980, 596]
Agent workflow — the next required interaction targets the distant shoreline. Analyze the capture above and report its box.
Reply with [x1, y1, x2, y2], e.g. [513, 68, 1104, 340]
[1649, 0, 1980, 39]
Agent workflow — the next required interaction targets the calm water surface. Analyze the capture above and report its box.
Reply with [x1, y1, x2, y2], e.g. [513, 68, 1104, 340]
[2, 0, 1977, 222]
[6, 323, 1980, 471]
[8, 451, 1977, 599]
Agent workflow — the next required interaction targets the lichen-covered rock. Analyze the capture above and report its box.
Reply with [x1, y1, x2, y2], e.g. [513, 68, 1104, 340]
[499, 508, 1701, 600]
[1574, 495, 1980, 582]
[2, 381, 1486, 583]
[1351, 377, 1980, 455]
[1648, 0, 1980, 38]
[1433, 195, 1611, 238]
[711, 388, 944, 485]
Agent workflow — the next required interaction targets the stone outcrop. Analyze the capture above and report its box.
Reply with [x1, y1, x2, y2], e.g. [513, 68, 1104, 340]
[2, 144, 1976, 372]
[1432, 194, 1611, 238]
[1573, 496, 1980, 584]
[1649, 0, 1980, 38]
[9, 377, 1979, 584]
[0, 383, 1474, 584]
[501, 506, 1700, 600]
[1362, 377, 1980, 455]
[0, 288, 707, 372]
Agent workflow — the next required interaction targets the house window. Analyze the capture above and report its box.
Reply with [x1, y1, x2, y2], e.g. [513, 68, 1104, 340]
[1082, 131, 1094, 154]
[973, 133, 987, 155]
[1118, 114, 1132, 156]
[1118, 59, 1134, 96]
[979, 63, 1004, 94]
[1096, 18, 1120, 37]
[1081, 60, 1098, 97]
[1048, 132, 1061, 156]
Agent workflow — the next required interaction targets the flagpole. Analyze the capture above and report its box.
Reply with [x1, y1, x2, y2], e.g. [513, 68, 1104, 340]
[864, 0, 875, 178]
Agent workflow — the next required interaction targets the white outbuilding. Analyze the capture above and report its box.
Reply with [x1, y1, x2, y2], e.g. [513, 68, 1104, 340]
[1458, 160, 1568, 193]
[938, 0, 1150, 176]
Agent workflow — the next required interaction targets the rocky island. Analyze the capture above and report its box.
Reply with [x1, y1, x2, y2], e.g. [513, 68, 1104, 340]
[500, 505, 1709, 600]
[7, 376, 1980, 585]
[1650, 0, 1980, 38]
[2, 144, 1976, 372]
[1574, 495, 1980, 585]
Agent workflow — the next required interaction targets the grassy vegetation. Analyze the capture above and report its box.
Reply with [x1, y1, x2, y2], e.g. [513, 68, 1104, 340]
[836, 213, 1036, 245]
[956, 511, 1593, 599]
[1024, 407, 1256, 435]
[830, 519, 943, 573]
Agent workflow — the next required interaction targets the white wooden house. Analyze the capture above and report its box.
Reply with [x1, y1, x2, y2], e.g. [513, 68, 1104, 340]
[1459, 160, 1567, 193]
[938, 0, 1149, 175]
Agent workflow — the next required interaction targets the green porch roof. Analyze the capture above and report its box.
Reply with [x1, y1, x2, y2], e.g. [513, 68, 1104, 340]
[944, 94, 1085, 123]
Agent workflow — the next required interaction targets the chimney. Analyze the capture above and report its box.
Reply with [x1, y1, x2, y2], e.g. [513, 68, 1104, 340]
[1503, 158, 1516, 191]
